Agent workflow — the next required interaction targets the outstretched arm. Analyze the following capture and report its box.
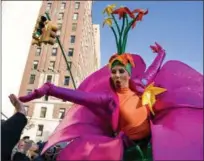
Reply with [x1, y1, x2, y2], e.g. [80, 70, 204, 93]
[2, 94, 28, 161]
[19, 83, 113, 108]
[132, 42, 166, 93]
[143, 42, 166, 84]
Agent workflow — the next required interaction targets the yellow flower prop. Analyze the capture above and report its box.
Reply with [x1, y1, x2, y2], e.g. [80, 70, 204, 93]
[103, 18, 113, 27]
[102, 4, 148, 55]
[142, 82, 167, 115]
[103, 4, 116, 16]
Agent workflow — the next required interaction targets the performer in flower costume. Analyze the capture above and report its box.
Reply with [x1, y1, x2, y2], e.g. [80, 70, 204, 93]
[19, 4, 203, 161]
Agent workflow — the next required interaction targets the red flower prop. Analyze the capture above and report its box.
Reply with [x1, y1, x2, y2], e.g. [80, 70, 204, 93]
[132, 9, 148, 21]
[112, 7, 134, 19]
[131, 9, 148, 28]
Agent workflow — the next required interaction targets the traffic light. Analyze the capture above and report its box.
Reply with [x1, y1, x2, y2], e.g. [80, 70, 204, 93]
[31, 15, 48, 46]
[31, 14, 58, 46]
[41, 21, 58, 45]
[31, 39, 41, 46]
[32, 15, 47, 40]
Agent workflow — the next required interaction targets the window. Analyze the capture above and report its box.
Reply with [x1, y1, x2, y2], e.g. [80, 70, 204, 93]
[73, 13, 78, 20]
[36, 48, 41, 56]
[57, 23, 62, 31]
[52, 48, 57, 56]
[64, 76, 70, 86]
[46, 75, 52, 82]
[26, 89, 32, 95]
[70, 35, 76, 43]
[68, 48, 74, 56]
[36, 125, 44, 136]
[44, 95, 49, 101]
[59, 108, 65, 119]
[40, 107, 47, 118]
[75, 2, 80, 9]
[60, 2, 66, 10]
[33, 60, 39, 70]
[29, 74, 35, 84]
[46, 3, 52, 11]
[67, 61, 72, 70]
[24, 105, 29, 115]
[58, 13, 64, 20]
[72, 23, 77, 31]
[48, 61, 55, 70]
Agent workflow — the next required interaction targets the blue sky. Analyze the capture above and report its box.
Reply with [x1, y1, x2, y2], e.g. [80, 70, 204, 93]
[92, 1, 203, 73]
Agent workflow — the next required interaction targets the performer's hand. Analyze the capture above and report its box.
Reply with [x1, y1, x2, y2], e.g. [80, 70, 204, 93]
[141, 78, 148, 86]
[19, 82, 52, 102]
[134, 78, 146, 86]
[9, 94, 26, 115]
[150, 42, 165, 55]
[134, 78, 146, 93]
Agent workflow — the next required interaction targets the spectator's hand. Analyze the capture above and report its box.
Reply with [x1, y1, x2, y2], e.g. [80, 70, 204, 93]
[9, 94, 26, 115]
[24, 140, 33, 152]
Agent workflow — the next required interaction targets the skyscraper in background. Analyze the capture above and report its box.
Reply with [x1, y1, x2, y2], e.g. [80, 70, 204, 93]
[18, 1, 100, 141]
[93, 24, 101, 68]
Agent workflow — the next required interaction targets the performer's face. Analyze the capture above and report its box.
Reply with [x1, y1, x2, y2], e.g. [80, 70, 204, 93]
[111, 65, 130, 89]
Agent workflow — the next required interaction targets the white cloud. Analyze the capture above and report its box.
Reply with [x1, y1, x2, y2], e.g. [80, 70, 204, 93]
[2, 1, 42, 117]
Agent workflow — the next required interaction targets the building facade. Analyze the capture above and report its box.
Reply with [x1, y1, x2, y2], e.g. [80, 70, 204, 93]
[18, 1, 100, 142]
[93, 24, 101, 68]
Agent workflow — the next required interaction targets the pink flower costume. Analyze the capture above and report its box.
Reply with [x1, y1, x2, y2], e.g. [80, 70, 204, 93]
[19, 4, 203, 161]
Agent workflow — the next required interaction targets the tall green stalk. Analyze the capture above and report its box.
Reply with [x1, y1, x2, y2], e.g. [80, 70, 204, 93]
[118, 16, 126, 54]
[121, 14, 129, 53]
[111, 14, 120, 37]
[122, 18, 135, 52]
[110, 14, 121, 53]
[110, 26, 119, 52]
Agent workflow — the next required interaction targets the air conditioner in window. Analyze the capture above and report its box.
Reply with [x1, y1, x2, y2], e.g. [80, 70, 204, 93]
[48, 67, 54, 70]
[53, 69, 59, 73]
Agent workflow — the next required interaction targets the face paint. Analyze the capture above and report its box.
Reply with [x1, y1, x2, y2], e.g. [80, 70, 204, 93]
[111, 65, 130, 89]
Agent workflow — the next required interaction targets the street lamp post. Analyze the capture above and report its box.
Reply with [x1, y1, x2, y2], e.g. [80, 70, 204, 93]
[45, 12, 76, 89]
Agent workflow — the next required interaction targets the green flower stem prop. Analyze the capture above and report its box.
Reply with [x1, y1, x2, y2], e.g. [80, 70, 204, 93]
[119, 16, 126, 54]
[107, 13, 135, 55]
[103, 5, 148, 56]
[111, 14, 121, 36]
[110, 26, 119, 51]
[122, 13, 141, 53]
[109, 14, 130, 55]
[121, 14, 129, 53]
[122, 19, 135, 53]
[110, 14, 121, 54]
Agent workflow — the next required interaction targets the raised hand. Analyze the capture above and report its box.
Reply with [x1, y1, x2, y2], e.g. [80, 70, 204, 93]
[19, 82, 52, 103]
[150, 42, 165, 55]
[9, 94, 26, 115]
[142, 42, 166, 84]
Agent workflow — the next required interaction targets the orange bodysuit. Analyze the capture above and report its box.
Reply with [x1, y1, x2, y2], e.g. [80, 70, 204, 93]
[117, 87, 150, 140]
